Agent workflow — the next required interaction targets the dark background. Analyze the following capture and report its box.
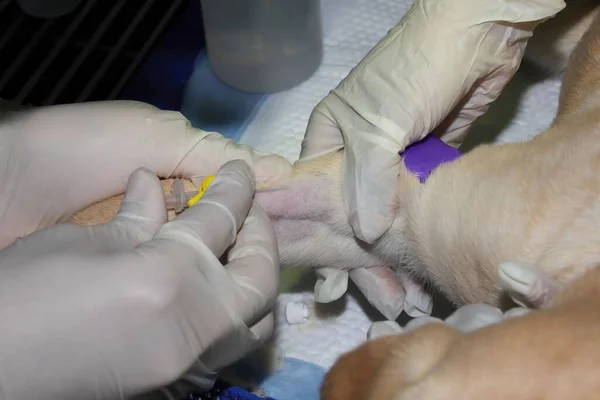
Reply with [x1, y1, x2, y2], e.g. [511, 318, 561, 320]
[0, 0, 203, 111]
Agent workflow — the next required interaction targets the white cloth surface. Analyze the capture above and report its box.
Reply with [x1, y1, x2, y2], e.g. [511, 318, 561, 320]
[236, 0, 563, 370]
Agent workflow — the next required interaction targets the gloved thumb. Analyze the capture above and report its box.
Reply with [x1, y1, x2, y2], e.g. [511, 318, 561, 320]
[342, 147, 400, 243]
[92, 167, 167, 246]
[349, 267, 405, 320]
[402, 275, 433, 318]
[1, 168, 167, 257]
[444, 304, 503, 333]
[300, 100, 345, 158]
[498, 261, 559, 309]
[314, 268, 348, 303]
[367, 321, 403, 340]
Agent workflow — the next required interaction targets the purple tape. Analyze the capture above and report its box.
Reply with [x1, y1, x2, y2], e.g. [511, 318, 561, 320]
[401, 135, 461, 183]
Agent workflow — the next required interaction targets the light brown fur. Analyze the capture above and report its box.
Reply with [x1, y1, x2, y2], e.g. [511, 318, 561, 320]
[68, 156, 339, 226]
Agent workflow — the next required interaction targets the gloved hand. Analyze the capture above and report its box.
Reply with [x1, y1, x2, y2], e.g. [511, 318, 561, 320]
[301, 0, 565, 308]
[0, 160, 279, 399]
[0, 100, 292, 250]
[367, 303, 529, 341]
[366, 261, 557, 340]
[498, 261, 560, 309]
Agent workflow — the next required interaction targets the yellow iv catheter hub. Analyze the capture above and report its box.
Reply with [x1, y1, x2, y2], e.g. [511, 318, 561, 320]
[164, 175, 284, 213]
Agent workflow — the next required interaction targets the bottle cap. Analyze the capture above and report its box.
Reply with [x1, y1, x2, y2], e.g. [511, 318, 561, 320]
[285, 302, 310, 324]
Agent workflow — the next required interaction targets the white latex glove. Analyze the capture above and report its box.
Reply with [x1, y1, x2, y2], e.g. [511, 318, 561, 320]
[368, 303, 530, 340]
[366, 262, 558, 340]
[0, 100, 292, 250]
[498, 261, 560, 308]
[301, 0, 565, 306]
[0, 161, 279, 399]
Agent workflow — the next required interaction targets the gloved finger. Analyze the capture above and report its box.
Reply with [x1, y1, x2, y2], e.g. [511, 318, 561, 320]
[90, 167, 167, 247]
[401, 273, 433, 317]
[349, 267, 405, 320]
[7, 101, 290, 226]
[504, 307, 531, 319]
[498, 261, 559, 308]
[127, 101, 288, 182]
[403, 316, 445, 333]
[247, 312, 276, 356]
[193, 312, 276, 378]
[4, 168, 167, 257]
[444, 304, 503, 333]
[122, 96, 291, 181]
[223, 203, 279, 325]
[300, 104, 345, 159]
[171, 131, 294, 183]
[367, 321, 403, 341]
[342, 149, 400, 243]
[302, 99, 399, 244]
[154, 160, 255, 258]
[314, 268, 348, 303]
[5, 102, 179, 222]
[434, 79, 501, 149]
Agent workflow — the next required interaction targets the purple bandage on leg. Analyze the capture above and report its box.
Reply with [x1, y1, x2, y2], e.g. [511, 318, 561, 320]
[401, 135, 461, 183]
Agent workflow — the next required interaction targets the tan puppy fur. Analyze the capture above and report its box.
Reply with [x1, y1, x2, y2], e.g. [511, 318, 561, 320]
[69, 179, 183, 224]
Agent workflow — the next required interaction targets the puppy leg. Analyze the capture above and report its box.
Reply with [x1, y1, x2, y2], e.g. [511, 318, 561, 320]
[70, 153, 392, 274]
[69, 179, 181, 225]
[69, 152, 415, 319]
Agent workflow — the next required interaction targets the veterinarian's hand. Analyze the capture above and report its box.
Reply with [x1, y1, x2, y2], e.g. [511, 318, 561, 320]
[499, 261, 560, 308]
[0, 160, 279, 399]
[368, 303, 531, 341]
[301, 0, 565, 306]
[366, 261, 560, 339]
[0, 100, 292, 250]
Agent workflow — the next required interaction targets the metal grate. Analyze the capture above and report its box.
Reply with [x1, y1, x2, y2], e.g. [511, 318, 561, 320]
[0, 0, 188, 106]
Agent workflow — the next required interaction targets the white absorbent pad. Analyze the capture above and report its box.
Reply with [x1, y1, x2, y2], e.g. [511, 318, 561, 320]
[180, 0, 563, 389]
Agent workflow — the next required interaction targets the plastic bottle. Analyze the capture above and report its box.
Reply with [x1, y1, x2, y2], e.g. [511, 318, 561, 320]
[200, 0, 323, 93]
